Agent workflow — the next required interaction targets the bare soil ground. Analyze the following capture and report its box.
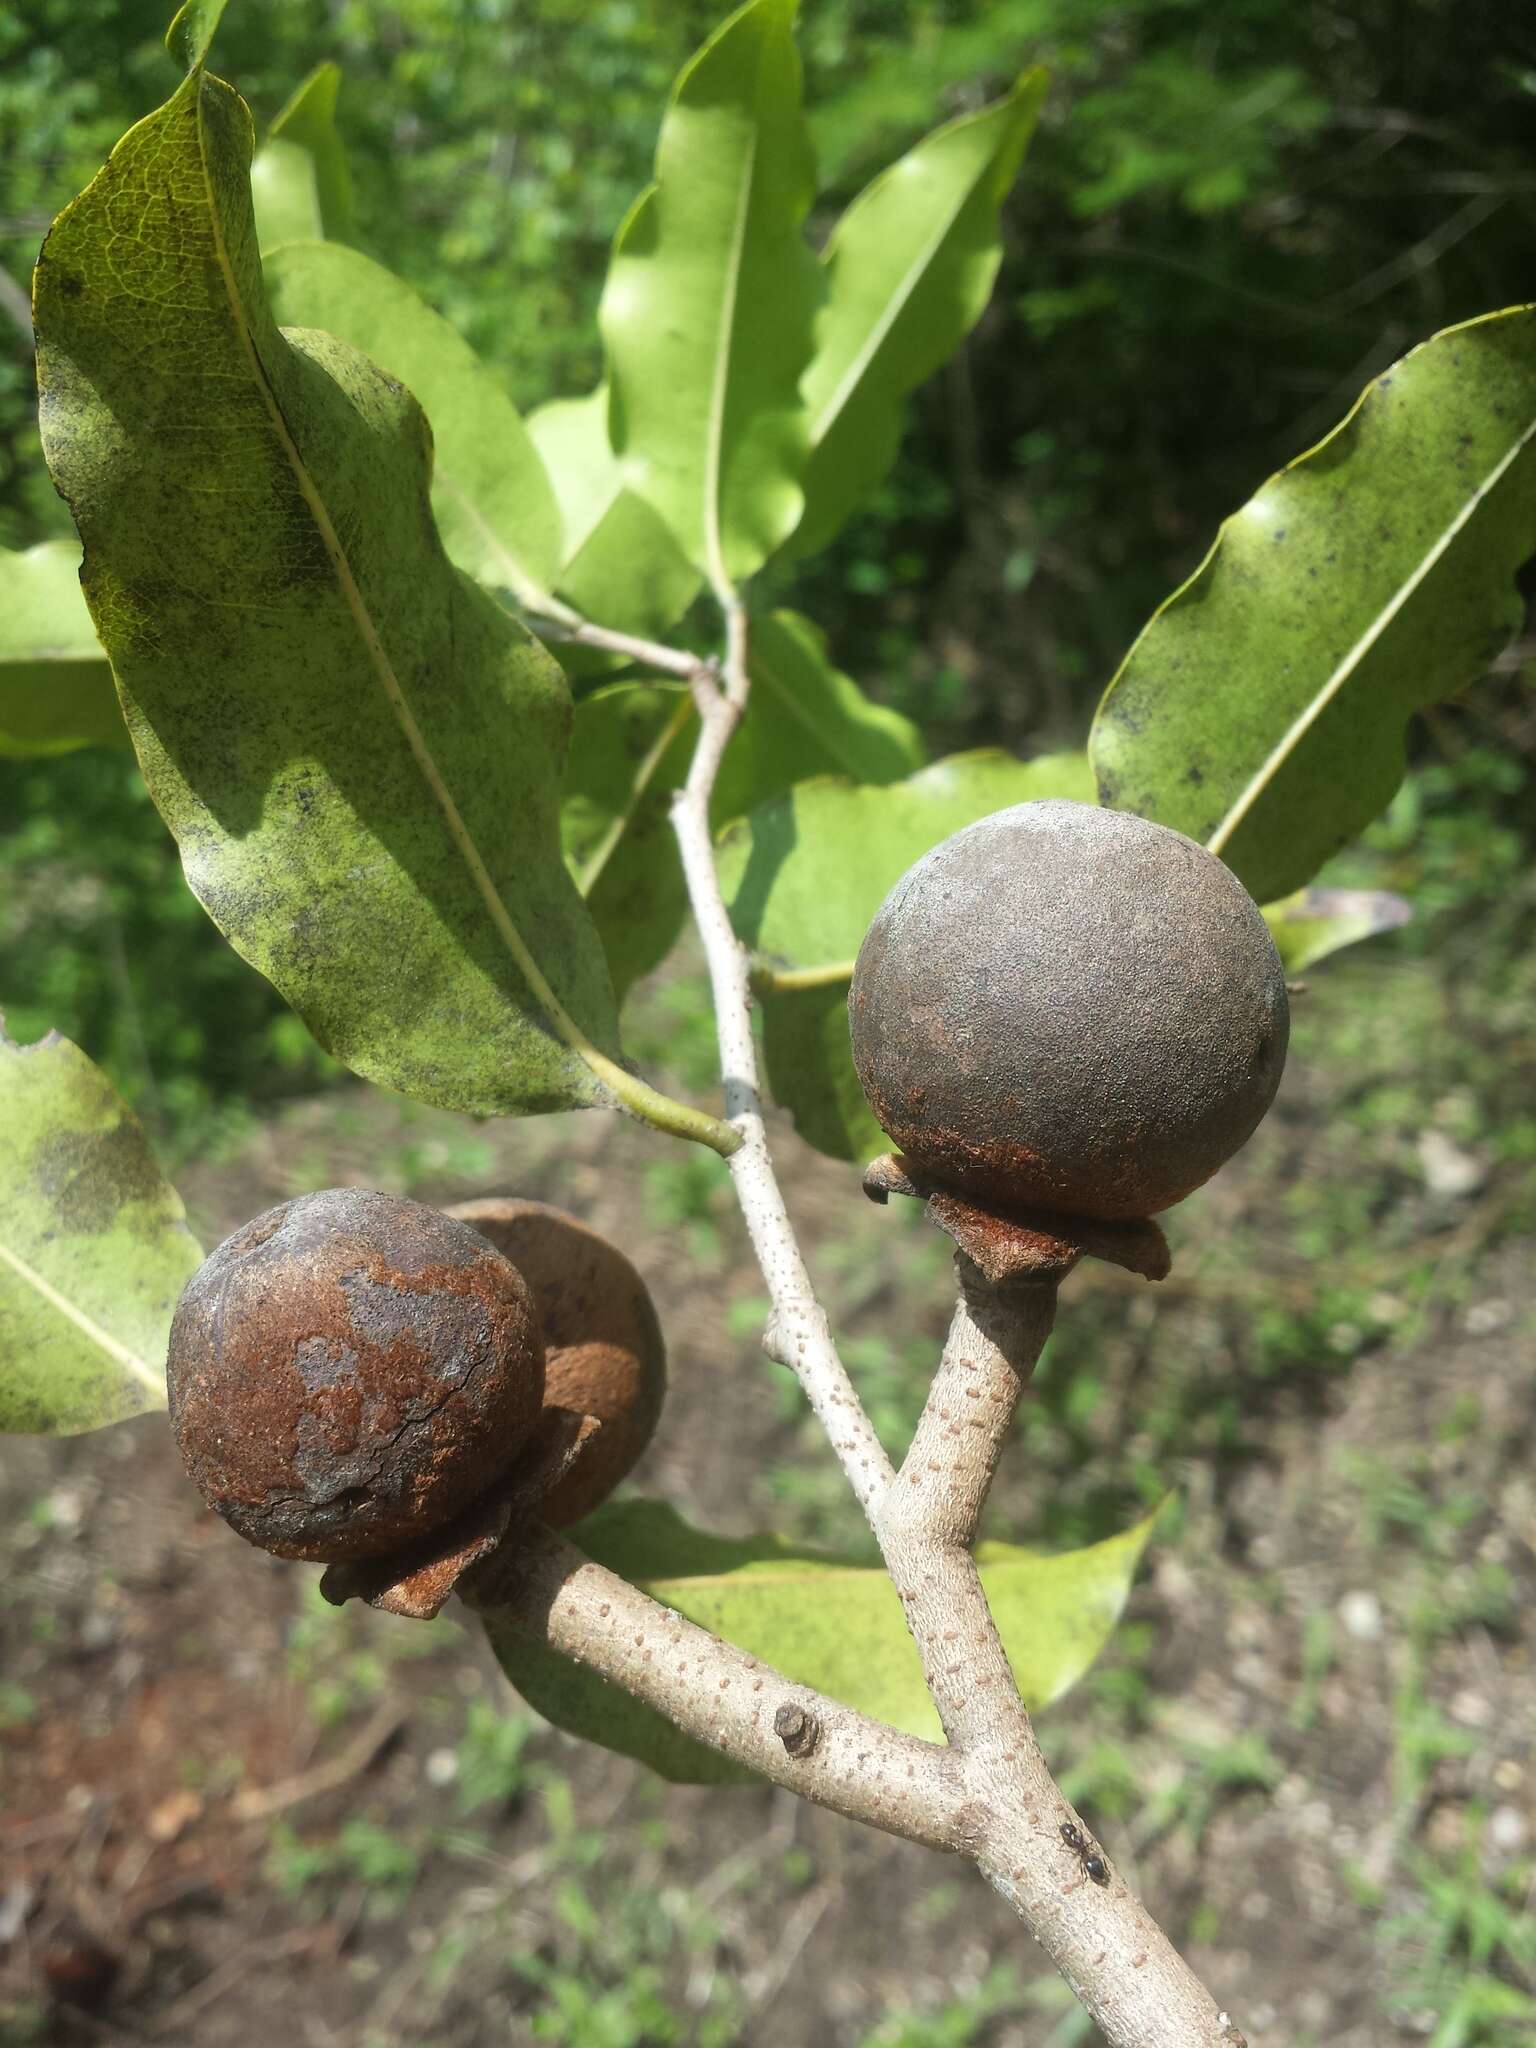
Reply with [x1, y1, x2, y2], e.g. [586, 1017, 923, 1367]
[2, 959, 1533, 2048]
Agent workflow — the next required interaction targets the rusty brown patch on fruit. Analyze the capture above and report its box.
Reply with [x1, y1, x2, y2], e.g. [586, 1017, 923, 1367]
[168, 1188, 544, 1563]
[447, 1198, 665, 1527]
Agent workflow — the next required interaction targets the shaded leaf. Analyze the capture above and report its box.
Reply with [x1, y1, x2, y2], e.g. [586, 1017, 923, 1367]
[759, 976, 885, 1163]
[0, 1022, 201, 1434]
[567, 619, 923, 1000]
[264, 239, 563, 611]
[1263, 886, 1411, 974]
[792, 71, 1046, 558]
[565, 683, 696, 1002]
[720, 610, 923, 814]
[1091, 308, 1536, 903]
[251, 63, 354, 250]
[526, 388, 701, 669]
[601, 1, 821, 594]
[487, 1497, 1157, 1784]
[0, 541, 122, 755]
[34, 63, 623, 1119]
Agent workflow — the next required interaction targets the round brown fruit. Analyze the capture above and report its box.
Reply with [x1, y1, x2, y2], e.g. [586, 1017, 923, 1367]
[446, 1199, 665, 1527]
[848, 800, 1289, 1221]
[167, 1188, 544, 1562]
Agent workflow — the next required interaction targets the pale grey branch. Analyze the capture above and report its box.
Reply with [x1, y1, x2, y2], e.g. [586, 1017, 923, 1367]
[465, 1526, 969, 1851]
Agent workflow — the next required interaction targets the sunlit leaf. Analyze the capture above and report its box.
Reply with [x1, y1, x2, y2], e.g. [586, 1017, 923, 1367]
[264, 239, 563, 612]
[1262, 886, 1411, 974]
[487, 1497, 1158, 1784]
[791, 70, 1046, 557]
[601, 0, 821, 595]
[0, 1022, 201, 1434]
[1092, 307, 1536, 902]
[0, 541, 121, 755]
[34, 62, 623, 1119]
[719, 748, 1094, 968]
[525, 388, 702, 676]
[251, 63, 354, 250]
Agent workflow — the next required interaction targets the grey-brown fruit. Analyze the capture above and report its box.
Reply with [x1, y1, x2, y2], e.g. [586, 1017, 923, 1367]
[447, 1198, 665, 1528]
[849, 800, 1290, 1220]
[168, 1188, 545, 1562]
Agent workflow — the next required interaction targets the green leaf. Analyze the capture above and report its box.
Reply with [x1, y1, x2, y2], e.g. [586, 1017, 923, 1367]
[716, 749, 1093, 1159]
[759, 976, 885, 1162]
[251, 63, 354, 251]
[791, 71, 1046, 558]
[1091, 308, 1536, 903]
[525, 388, 702, 670]
[600, 0, 821, 595]
[165, 0, 229, 71]
[566, 617, 923, 1001]
[0, 542, 122, 756]
[719, 748, 1094, 969]
[1262, 886, 1411, 974]
[565, 683, 696, 1002]
[718, 610, 924, 815]
[486, 1497, 1157, 1784]
[34, 65, 624, 1121]
[0, 1022, 201, 1434]
[263, 239, 563, 612]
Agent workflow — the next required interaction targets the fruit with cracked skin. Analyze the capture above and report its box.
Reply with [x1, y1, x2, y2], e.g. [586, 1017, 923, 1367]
[167, 1187, 544, 1562]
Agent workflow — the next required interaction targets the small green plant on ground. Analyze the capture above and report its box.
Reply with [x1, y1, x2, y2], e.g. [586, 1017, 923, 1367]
[2, 1, 1533, 2042]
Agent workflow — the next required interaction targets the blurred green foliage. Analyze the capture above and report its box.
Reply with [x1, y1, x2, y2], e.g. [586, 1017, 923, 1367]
[1, 0, 1533, 1135]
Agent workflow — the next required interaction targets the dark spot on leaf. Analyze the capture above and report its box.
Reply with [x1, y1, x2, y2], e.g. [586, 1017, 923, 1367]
[31, 1118, 164, 1235]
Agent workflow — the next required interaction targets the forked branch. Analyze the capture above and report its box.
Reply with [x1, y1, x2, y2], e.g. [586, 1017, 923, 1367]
[464, 592, 1246, 2046]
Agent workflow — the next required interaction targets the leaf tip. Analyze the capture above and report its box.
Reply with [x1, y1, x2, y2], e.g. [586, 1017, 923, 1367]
[165, 0, 230, 73]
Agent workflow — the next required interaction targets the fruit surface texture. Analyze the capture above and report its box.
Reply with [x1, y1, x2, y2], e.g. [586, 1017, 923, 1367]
[849, 800, 1290, 1220]
[447, 1198, 665, 1527]
[168, 1188, 544, 1561]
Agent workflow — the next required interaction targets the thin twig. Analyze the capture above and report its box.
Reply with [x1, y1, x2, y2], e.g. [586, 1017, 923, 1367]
[533, 610, 711, 681]
[228, 1701, 406, 1822]
[663, 596, 1245, 2045]
[668, 595, 896, 1516]
[455, 590, 1243, 2043]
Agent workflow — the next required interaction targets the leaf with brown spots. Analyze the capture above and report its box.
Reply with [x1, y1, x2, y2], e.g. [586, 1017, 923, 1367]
[0, 1023, 201, 1434]
[31, 55, 627, 1123]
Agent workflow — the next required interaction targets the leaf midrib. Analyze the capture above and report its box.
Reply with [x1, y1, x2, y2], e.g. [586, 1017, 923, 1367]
[0, 1233, 164, 1400]
[752, 633, 892, 777]
[702, 121, 759, 600]
[576, 691, 694, 897]
[1207, 408, 1536, 859]
[194, 75, 612, 1091]
[809, 111, 1005, 450]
